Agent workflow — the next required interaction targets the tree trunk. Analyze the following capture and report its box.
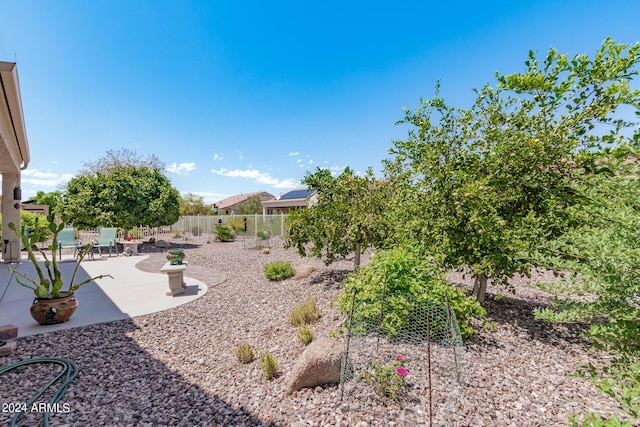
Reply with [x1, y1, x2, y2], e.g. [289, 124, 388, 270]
[472, 273, 488, 304]
[354, 242, 361, 272]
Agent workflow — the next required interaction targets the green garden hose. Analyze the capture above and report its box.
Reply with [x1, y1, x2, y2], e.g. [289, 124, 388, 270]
[0, 357, 79, 427]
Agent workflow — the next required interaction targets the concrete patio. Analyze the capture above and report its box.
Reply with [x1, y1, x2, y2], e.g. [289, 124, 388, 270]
[0, 252, 212, 338]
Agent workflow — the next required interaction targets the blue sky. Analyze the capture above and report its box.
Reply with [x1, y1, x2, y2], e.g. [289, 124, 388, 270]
[1, 1, 638, 204]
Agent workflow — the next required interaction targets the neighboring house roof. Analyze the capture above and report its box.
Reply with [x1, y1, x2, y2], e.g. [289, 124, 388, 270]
[262, 188, 317, 208]
[279, 188, 315, 200]
[217, 191, 274, 209]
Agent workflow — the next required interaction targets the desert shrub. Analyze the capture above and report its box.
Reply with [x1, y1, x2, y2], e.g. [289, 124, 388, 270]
[260, 351, 278, 379]
[226, 218, 245, 232]
[288, 297, 320, 326]
[264, 261, 295, 281]
[257, 229, 270, 240]
[297, 324, 314, 345]
[215, 225, 235, 242]
[191, 226, 202, 236]
[172, 230, 183, 238]
[262, 248, 270, 254]
[336, 246, 485, 340]
[235, 343, 255, 364]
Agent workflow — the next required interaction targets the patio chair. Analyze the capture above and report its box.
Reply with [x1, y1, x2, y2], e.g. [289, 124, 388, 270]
[95, 227, 118, 257]
[57, 228, 78, 260]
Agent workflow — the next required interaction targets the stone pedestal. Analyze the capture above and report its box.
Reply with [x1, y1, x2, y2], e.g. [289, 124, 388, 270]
[161, 262, 187, 296]
[122, 241, 141, 255]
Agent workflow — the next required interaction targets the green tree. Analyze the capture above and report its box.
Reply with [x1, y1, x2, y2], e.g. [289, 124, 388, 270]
[33, 190, 63, 213]
[385, 38, 640, 303]
[285, 167, 390, 271]
[533, 148, 640, 424]
[80, 148, 163, 175]
[236, 195, 263, 215]
[58, 165, 180, 229]
[180, 192, 214, 216]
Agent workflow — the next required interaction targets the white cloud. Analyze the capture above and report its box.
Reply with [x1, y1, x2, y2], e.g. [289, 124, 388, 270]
[182, 190, 230, 204]
[21, 169, 73, 187]
[236, 150, 244, 160]
[211, 168, 299, 188]
[296, 159, 302, 163]
[289, 152, 300, 156]
[213, 153, 223, 161]
[167, 162, 196, 175]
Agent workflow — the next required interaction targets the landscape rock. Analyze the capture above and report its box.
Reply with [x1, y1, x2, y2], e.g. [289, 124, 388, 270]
[155, 240, 171, 249]
[294, 264, 317, 280]
[286, 336, 342, 394]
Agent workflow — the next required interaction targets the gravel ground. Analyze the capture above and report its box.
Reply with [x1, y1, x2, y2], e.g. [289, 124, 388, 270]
[0, 236, 630, 426]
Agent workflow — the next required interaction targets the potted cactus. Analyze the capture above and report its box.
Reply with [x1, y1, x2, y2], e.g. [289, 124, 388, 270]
[8, 213, 112, 325]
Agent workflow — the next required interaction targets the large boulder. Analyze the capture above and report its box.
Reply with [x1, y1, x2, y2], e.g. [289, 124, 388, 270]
[155, 240, 171, 249]
[293, 263, 316, 280]
[286, 336, 342, 394]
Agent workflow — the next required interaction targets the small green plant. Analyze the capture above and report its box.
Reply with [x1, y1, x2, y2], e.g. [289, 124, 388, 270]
[257, 229, 270, 240]
[264, 261, 295, 281]
[362, 355, 408, 400]
[260, 351, 278, 379]
[235, 343, 255, 364]
[297, 324, 314, 345]
[288, 297, 320, 326]
[262, 248, 270, 254]
[215, 225, 235, 242]
[172, 230, 183, 238]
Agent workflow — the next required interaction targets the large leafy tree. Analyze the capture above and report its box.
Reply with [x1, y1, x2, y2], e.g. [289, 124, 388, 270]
[385, 38, 640, 303]
[58, 165, 180, 229]
[236, 195, 263, 215]
[180, 192, 214, 216]
[33, 190, 63, 213]
[285, 167, 390, 270]
[80, 147, 163, 175]
[533, 147, 640, 423]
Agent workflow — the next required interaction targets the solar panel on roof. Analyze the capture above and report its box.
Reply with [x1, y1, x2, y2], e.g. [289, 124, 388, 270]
[280, 189, 314, 200]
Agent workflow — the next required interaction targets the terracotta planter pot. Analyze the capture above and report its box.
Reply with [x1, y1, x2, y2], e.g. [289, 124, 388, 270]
[30, 292, 78, 325]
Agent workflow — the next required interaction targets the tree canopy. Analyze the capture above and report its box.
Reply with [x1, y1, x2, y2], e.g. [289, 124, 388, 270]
[58, 165, 180, 229]
[385, 37, 640, 303]
[180, 192, 214, 216]
[285, 167, 390, 270]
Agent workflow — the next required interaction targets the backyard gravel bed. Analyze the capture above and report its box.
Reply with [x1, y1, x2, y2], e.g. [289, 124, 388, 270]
[0, 237, 629, 426]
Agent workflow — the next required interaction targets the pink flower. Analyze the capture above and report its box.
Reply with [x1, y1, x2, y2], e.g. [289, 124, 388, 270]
[396, 367, 408, 378]
[395, 355, 404, 362]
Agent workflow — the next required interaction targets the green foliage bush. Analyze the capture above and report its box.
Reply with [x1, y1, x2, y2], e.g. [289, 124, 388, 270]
[235, 343, 255, 364]
[190, 226, 202, 236]
[288, 297, 320, 326]
[215, 225, 235, 242]
[172, 230, 183, 238]
[264, 261, 295, 281]
[260, 351, 278, 379]
[0, 212, 53, 243]
[297, 324, 314, 345]
[257, 229, 270, 240]
[337, 246, 485, 340]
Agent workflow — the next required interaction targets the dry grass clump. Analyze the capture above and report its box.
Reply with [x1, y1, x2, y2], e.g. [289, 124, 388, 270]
[297, 324, 314, 345]
[288, 297, 320, 326]
[235, 342, 255, 364]
[260, 351, 278, 379]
